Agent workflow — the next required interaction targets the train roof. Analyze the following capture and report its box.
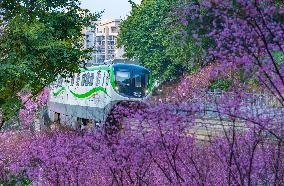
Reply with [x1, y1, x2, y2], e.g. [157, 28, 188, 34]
[80, 61, 150, 73]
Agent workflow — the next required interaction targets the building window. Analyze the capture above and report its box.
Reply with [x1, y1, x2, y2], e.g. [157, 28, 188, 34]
[108, 45, 114, 50]
[111, 27, 117, 33]
[108, 41, 114, 45]
[97, 36, 104, 42]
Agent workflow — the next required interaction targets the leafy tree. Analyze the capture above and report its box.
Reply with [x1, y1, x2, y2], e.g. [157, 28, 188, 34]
[0, 0, 99, 122]
[118, 0, 204, 82]
[174, 0, 284, 92]
[274, 0, 284, 6]
[0, 2, 282, 185]
[0, 101, 283, 184]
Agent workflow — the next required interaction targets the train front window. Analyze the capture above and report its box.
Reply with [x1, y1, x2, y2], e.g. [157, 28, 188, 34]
[114, 64, 151, 98]
[134, 75, 142, 88]
[116, 71, 131, 86]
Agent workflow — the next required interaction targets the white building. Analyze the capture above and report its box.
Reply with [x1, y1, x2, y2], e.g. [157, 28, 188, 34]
[82, 19, 125, 65]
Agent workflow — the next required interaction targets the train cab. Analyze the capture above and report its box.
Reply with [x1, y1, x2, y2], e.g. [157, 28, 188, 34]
[113, 64, 152, 98]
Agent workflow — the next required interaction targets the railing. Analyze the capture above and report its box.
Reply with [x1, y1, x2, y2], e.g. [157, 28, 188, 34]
[174, 90, 284, 121]
[191, 90, 282, 108]
[151, 89, 283, 112]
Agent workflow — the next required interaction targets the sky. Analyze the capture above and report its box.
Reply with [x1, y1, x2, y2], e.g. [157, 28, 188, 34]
[80, 0, 142, 20]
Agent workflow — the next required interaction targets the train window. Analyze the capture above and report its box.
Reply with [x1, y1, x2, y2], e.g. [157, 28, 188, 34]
[145, 75, 149, 86]
[71, 76, 75, 86]
[95, 71, 101, 86]
[116, 71, 131, 86]
[105, 71, 110, 86]
[81, 74, 86, 86]
[134, 75, 142, 88]
[76, 74, 81, 86]
[102, 72, 106, 86]
[89, 73, 94, 86]
[57, 77, 63, 87]
[64, 79, 70, 86]
[50, 82, 55, 89]
[78, 73, 95, 86]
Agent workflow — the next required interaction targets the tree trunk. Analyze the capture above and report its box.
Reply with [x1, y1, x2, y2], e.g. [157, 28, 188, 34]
[0, 114, 3, 130]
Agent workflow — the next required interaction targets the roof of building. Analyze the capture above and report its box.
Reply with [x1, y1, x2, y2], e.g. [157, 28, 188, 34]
[94, 19, 121, 26]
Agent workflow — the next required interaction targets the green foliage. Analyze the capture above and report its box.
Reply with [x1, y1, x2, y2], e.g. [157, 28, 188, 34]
[118, 0, 204, 82]
[0, 173, 31, 186]
[273, 0, 284, 7]
[209, 79, 232, 91]
[0, 0, 99, 120]
[272, 51, 284, 65]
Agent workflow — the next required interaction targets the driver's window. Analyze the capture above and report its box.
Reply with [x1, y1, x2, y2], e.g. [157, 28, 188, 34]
[145, 75, 149, 86]
[134, 75, 142, 87]
[116, 71, 131, 85]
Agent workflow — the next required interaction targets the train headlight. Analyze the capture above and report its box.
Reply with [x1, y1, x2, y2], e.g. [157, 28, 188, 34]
[115, 86, 119, 91]
[145, 89, 149, 95]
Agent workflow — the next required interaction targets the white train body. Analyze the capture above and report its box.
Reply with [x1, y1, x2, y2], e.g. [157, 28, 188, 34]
[48, 63, 152, 128]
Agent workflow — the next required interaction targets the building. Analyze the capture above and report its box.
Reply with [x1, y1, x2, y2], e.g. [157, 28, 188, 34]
[82, 19, 125, 65]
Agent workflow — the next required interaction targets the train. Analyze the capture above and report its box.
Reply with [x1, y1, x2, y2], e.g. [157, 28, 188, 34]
[48, 63, 153, 129]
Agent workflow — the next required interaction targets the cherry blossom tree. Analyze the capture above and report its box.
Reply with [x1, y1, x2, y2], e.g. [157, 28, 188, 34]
[0, 0, 283, 185]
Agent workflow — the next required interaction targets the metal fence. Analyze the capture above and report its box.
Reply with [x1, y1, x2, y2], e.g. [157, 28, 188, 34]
[191, 90, 282, 108]
[187, 90, 284, 120]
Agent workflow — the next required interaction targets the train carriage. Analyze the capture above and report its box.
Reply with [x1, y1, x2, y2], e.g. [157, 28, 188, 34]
[48, 63, 153, 128]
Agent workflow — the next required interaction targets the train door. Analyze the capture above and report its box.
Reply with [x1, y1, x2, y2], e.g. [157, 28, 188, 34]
[54, 112, 61, 124]
[77, 118, 93, 131]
